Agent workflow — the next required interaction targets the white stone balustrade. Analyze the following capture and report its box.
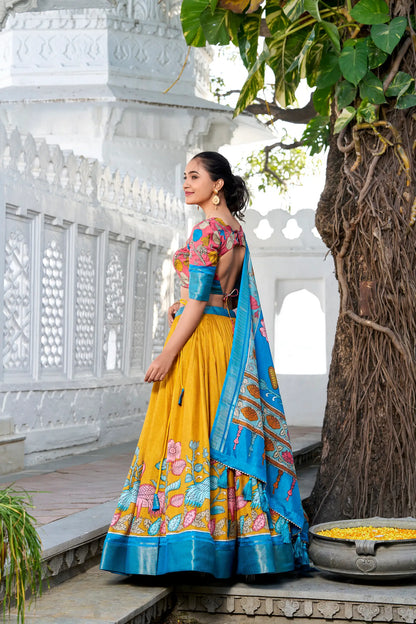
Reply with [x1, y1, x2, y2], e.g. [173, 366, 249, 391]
[245, 207, 339, 428]
[0, 119, 185, 470]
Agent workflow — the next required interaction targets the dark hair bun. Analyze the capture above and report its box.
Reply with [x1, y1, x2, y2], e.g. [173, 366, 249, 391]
[193, 152, 249, 220]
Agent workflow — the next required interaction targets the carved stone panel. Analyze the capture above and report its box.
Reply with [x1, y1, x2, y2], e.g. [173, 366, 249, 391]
[103, 240, 127, 372]
[3, 215, 31, 374]
[130, 244, 148, 371]
[74, 232, 98, 373]
[40, 226, 66, 372]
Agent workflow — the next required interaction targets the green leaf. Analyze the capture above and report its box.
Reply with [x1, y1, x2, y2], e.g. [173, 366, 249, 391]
[316, 50, 342, 89]
[339, 39, 368, 86]
[366, 38, 388, 68]
[234, 47, 268, 116]
[266, 0, 288, 35]
[302, 115, 330, 155]
[305, 40, 325, 86]
[396, 93, 416, 109]
[304, 0, 321, 21]
[200, 7, 230, 44]
[267, 29, 306, 106]
[180, 0, 209, 46]
[385, 71, 414, 97]
[313, 85, 332, 116]
[336, 80, 357, 109]
[371, 17, 408, 54]
[334, 106, 356, 134]
[356, 98, 378, 122]
[321, 21, 340, 53]
[210, 0, 219, 11]
[282, 0, 305, 22]
[287, 24, 316, 73]
[359, 71, 386, 104]
[350, 0, 389, 25]
[237, 11, 260, 67]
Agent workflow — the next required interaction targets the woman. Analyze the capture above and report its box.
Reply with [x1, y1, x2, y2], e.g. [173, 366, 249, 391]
[100, 152, 308, 578]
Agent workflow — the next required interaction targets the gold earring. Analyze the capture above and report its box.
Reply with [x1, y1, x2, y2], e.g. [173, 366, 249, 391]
[212, 189, 220, 206]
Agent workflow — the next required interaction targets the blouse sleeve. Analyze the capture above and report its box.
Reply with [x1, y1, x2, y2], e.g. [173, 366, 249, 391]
[188, 221, 221, 301]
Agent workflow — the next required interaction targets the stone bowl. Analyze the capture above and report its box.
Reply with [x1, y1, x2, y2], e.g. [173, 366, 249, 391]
[309, 517, 416, 580]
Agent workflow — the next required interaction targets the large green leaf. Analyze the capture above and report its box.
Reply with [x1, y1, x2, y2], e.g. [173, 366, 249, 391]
[210, 0, 219, 11]
[334, 106, 356, 134]
[267, 29, 307, 106]
[359, 71, 386, 104]
[287, 24, 316, 73]
[283, 0, 305, 22]
[339, 39, 368, 86]
[304, 0, 321, 21]
[385, 71, 414, 97]
[200, 7, 230, 44]
[366, 38, 388, 68]
[356, 98, 378, 122]
[234, 46, 269, 116]
[181, 0, 209, 46]
[321, 21, 340, 53]
[336, 80, 357, 109]
[237, 11, 261, 67]
[316, 50, 342, 89]
[350, 0, 389, 25]
[396, 93, 416, 109]
[313, 85, 332, 115]
[266, 0, 288, 35]
[371, 17, 408, 54]
[305, 39, 325, 86]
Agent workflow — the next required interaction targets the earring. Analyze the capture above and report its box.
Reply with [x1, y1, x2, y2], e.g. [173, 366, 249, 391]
[212, 189, 220, 206]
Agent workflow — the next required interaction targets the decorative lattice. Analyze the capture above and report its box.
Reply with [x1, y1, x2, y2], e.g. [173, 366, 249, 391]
[75, 250, 96, 369]
[104, 253, 125, 371]
[131, 247, 148, 369]
[3, 229, 31, 370]
[40, 239, 64, 368]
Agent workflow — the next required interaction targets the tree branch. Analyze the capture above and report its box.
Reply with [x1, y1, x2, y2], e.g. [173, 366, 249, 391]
[383, 37, 412, 91]
[246, 95, 316, 124]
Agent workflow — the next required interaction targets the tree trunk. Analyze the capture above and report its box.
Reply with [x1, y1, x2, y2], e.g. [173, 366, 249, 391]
[307, 80, 416, 523]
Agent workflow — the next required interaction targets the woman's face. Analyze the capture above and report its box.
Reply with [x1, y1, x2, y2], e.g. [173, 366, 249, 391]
[183, 158, 219, 209]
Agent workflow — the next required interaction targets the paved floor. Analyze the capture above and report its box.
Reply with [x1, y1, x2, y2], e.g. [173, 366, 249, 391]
[0, 427, 321, 526]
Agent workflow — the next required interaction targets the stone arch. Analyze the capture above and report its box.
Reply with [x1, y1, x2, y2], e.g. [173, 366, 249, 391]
[274, 281, 326, 375]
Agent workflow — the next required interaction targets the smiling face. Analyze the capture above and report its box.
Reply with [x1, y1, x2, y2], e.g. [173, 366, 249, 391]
[183, 158, 222, 211]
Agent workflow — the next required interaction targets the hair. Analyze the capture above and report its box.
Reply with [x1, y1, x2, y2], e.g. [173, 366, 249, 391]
[192, 151, 249, 220]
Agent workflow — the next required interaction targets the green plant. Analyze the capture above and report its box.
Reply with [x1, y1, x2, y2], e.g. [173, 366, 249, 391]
[0, 486, 42, 623]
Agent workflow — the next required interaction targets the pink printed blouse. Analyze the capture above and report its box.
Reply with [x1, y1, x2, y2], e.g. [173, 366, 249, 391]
[173, 217, 245, 301]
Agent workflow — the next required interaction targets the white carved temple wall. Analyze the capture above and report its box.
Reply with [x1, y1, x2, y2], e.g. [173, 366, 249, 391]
[0, 119, 183, 470]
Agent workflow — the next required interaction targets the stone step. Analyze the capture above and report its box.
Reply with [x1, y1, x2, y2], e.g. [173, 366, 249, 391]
[173, 569, 416, 624]
[6, 566, 173, 624]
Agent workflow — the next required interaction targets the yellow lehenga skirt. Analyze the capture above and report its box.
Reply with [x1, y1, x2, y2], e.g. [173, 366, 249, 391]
[100, 308, 297, 578]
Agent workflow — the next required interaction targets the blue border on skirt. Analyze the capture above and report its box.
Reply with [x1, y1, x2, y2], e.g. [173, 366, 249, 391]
[100, 531, 296, 578]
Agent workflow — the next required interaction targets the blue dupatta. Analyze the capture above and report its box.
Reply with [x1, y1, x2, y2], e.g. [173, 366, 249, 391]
[210, 241, 308, 538]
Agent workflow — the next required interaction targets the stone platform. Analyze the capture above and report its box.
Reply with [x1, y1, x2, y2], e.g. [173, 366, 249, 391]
[175, 570, 416, 624]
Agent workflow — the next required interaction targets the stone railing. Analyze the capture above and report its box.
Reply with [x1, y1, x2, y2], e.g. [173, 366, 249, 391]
[0, 119, 185, 468]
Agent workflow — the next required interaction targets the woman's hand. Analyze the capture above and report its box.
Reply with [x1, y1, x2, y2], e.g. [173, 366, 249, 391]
[144, 350, 176, 383]
[168, 301, 181, 326]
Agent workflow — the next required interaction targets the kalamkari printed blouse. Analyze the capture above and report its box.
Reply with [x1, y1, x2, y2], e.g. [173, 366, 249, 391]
[173, 217, 245, 302]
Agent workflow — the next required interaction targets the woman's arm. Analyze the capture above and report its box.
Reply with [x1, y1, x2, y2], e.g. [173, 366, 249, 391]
[144, 298, 207, 382]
